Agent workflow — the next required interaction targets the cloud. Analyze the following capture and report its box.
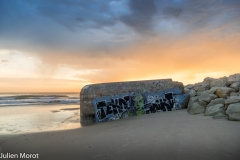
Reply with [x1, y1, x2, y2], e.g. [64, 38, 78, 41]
[36, 0, 118, 30]
[119, 0, 157, 33]
[1, 60, 8, 63]
[163, 7, 182, 17]
[0, 78, 88, 92]
[0, 0, 240, 91]
[1, 0, 240, 55]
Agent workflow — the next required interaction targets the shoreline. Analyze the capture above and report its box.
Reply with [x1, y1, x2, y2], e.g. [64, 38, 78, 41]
[0, 103, 80, 108]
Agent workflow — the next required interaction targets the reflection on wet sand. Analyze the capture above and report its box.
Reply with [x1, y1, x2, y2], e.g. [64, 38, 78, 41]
[0, 105, 80, 135]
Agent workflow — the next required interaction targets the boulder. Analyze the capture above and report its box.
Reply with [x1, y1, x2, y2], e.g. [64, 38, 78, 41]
[198, 100, 208, 108]
[184, 88, 189, 93]
[203, 77, 215, 84]
[225, 98, 240, 106]
[193, 82, 210, 92]
[226, 103, 240, 121]
[198, 93, 217, 103]
[207, 98, 225, 107]
[207, 87, 218, 94]
[204, 77, 228, 88]
[184, 88, 196, 97]
[188, 89, 197, 97]
[230, 92, 239, 96]
[204, 104, 224, 116]
[225, 96, 240, 109]
[215, 87, 235, 99]
[187, 96, 198, 109]
[209, 77, 228, 87]
[203, 77, 228, 87]
[188, 102, 205, 115]
[230, 82, 240, 92]
[185, 84, 194, 90]
[80, 79, 184, 123]
[196, 91, 203, 96]
[212, 113, 226, 119]
[229, 96, 240, 100]
[227, 73, 240, 84]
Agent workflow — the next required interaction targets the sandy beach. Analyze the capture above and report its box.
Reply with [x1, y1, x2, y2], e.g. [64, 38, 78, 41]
[1, 109, 240, 160]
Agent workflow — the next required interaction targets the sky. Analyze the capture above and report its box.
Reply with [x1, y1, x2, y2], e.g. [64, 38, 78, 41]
[0, 0, 240, 92]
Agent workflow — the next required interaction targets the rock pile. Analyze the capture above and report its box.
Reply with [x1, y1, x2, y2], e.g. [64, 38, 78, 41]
[185, 73, 240, 121]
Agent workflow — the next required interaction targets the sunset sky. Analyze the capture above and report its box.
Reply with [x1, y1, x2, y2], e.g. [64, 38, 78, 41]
[0, 0, 240, 92]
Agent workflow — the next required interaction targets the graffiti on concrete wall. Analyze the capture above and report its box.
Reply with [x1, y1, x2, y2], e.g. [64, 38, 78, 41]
[92, 87, 189, 122]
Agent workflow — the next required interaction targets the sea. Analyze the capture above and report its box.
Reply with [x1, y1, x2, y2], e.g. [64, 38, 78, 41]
[0, 93, 81, 134]
[0, 92, 80, 107]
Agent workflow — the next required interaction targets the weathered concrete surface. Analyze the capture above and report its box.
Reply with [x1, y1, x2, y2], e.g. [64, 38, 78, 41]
[80, 79, 184, 124]
[92, 87, 189, 122]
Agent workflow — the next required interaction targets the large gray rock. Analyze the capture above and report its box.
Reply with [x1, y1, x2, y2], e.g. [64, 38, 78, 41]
[190, 90, 197, 97]
[196, 91, 203, 96]
[206, 77, 228, 87]
[203, 77, 228, 88]
[193, 82, 210, 92]
[215, 87, 235, 99]
[187, 96, 198, 108]
[228, 73, 240, 84]
[188, 102, 205, 115]
[207, 98, 225, 107]
[230, 92, 239, 96]
[188, 89, 196, 97]
[80, 79, 184, 123]
[203, 77, 215, 84]
[212, 113, 226, 119]
[228, 96, 240, 100]
[225, 98, 240, 106]
[184, 88, 196, 97]
[185, 84, 194, 90]
[230, 82, 240, 92]
[198, 100, 208, 108]
[226, 103, 240, 121]
[204, 104, 224, 116]
[184, 88, 189, 93]
[198, 93, 217, 103]
[225, 96, 240, 109]
[207, 87, 218, 94]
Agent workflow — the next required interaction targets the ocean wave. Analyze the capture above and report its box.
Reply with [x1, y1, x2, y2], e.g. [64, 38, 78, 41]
[0, 93, 80, 106]
[0, 94, 69, 100]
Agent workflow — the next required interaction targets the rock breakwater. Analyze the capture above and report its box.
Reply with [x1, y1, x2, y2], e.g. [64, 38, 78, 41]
[185, 73, 240, 121]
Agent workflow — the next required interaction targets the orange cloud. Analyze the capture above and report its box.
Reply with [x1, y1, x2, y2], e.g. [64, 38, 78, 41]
[2, 30, 240, 92]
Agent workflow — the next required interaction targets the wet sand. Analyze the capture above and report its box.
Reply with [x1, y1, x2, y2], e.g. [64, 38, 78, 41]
[0, 105, 80, 135]
[1, 109, 240, 160]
